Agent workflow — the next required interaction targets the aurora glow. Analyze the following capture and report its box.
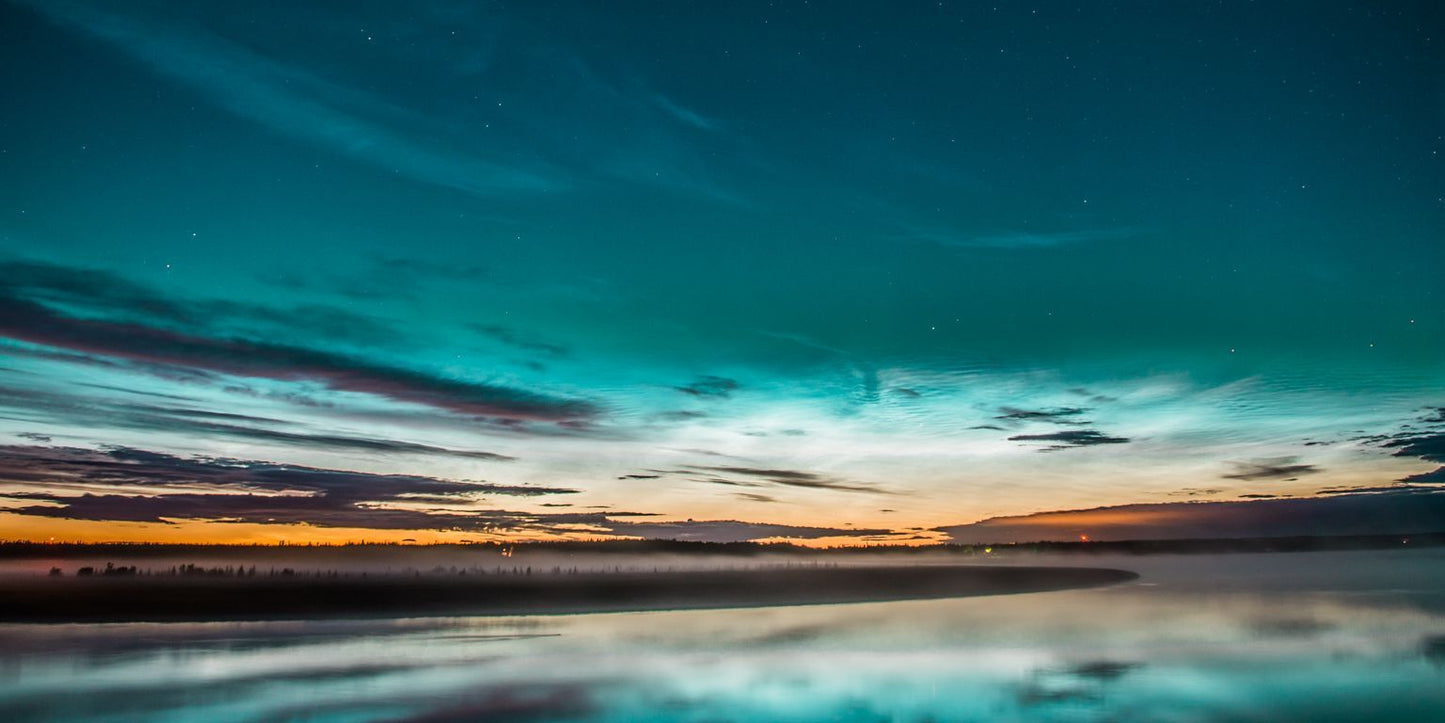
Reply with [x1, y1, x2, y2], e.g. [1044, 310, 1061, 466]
[1, 0, 1443, 544]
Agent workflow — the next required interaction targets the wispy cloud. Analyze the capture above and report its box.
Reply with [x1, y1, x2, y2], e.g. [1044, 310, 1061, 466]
[996, 406, 1090, 424]
[674, 376, 739, 399]
[260, 255, 491, 302]
[651, 94, 719, 132]
[0, 384, 518, 462]
[470, 324, 569, 358]
[1401, 467, 1445, 484]
[1007, 430, 1130, 451]
[907, 226, 1135, 250]
[685, 465, 894, 495]
[0, 286, 595, 422]
[1, 260, 397, 345]
[1, 445, 883, 542]
[0, 445, 567, 500]
[1383, 431, 1445, 464]
[0, 444, 624, 535]
[1222, 456, 1321, 481]
[20, 0, 560, 196]
[734, 493, 780, 504]
[1368, 407, 1445, 481]
[595, 518, 888, 544]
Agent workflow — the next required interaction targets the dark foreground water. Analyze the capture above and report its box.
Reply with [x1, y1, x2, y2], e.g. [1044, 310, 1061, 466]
[2, 549, 1444, 722]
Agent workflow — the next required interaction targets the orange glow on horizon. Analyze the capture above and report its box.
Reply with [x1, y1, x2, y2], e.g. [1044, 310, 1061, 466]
[0, 513, 940, 548]
[996, 507, 1195, 529]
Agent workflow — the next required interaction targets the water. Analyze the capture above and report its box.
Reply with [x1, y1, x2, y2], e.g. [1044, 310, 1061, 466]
[2, 550, 1443, 722]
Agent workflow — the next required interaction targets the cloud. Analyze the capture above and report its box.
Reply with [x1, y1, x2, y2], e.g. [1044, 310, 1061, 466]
[674, 376, 739, 399]
[0, 445, 708, 537]
[1, 259, 193, 323]
[19, 2, 756, 205]
[1384, 432, 1445, 464]
[651, 94, 719, 132]
[1222, 457, 1321, 481]
[19, 0, 559, 197]
[0, 294, 595, 422]
[734, 493, 779, 504]
[911, 227, 1135, 250]
[1401, 467, 1445, 484]
[0, 259, 396, 345]
[1068, 387, 1117, 403]
[7, 491, 661, 539]
[164, 419, 516, 461]
[685, 466, 893, 495]
[1007, 430, 1130, 450]
[260, 255, 489, 302]
[359, 683, 597, 723]
[1063, 661, 1142, 682]
[996, 406, 1089, 424]
[0, 445, 559, 500]
[1423, 635, 1445, 667]
[0, 446, 884, 542]
[5, 378, 537, 462]
[1368, 409, 1445, 479]
[121, 405, 289, 426]
[1315, 485, 1411, 495]
[0, 386, 518, 462]
[594, 518, 889, 544]
[937, 489, 1445, 543]
[469, 324, 569, 358]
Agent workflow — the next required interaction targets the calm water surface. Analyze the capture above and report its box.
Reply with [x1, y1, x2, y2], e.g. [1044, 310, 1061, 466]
[2, 550, 1444, 722]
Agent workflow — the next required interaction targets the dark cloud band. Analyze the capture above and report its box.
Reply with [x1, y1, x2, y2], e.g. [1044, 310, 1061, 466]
[0, 293, 594, 422]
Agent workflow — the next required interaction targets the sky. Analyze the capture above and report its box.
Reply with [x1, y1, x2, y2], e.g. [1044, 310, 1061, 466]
[1, 0, 1443, 545]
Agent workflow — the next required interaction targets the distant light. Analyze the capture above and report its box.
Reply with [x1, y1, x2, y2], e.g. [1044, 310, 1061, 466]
[1080, 534, 1090, 542]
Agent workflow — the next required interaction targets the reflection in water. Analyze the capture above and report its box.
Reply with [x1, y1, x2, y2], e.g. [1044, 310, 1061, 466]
[2, 550, 1444, 722]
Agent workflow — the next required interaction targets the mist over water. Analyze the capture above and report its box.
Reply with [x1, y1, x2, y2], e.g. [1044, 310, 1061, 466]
[0, 547, 893, 579]
[2, 549, 1443, 722]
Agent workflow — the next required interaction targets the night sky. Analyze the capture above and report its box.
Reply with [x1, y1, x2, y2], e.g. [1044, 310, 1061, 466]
[2, 1, 1443, 544]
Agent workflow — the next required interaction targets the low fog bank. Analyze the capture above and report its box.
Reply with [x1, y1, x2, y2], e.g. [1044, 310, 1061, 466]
[0, 544, 943, 580]
[4, 541, 1444, 591]
[1012, 547, 1445, 594]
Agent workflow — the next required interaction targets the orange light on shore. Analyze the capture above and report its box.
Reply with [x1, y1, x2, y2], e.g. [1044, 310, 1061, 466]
[1079, 534, 1090, 542]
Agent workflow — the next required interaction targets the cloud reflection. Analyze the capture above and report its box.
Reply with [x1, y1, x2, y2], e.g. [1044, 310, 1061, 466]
[2, 551, 1444, 721]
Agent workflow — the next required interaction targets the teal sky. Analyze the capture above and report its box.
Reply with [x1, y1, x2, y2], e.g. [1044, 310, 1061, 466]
[1, 0, 1443, 543]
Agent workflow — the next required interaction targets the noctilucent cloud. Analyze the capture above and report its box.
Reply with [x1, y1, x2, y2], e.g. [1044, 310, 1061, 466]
[1, 1, 1442, 544]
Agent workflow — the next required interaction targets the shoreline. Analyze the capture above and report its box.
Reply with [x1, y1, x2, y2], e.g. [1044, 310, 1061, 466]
[0, 564, 1138, 623]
